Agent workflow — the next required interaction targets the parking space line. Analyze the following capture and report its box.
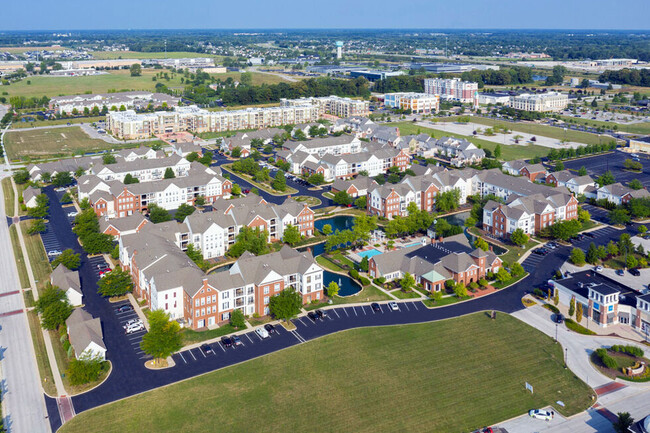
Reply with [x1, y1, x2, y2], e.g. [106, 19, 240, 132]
[245, 333, 254, 344]
[218, 343, 226, 352]
[362, 306, 366, 315]
[178, 352, 187, 364]
[333, 309, 340, 318]
[353, 306, 357, 316]
[254, 332, 263, 341]
[403, 303, 410, 311]
[343, 308, 349, 317]
[188, 350, 197, 361]
[199, 348, 206, 358]
[412, 302, 419, 310]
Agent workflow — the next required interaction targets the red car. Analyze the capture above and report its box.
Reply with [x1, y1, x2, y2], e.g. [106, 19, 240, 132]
[99, 268, 112, 278]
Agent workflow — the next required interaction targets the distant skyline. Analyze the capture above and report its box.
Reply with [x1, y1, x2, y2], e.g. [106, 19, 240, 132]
[2, 0, 649, 31]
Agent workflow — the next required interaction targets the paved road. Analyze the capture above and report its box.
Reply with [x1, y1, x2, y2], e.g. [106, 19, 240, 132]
[0, 185, 50, 432]
[562, 150, 650, 190]
[40, 181, 645, 431]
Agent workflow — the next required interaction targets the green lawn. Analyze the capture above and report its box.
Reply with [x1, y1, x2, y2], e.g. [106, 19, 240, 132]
[60, 313, 593, 433]
[315, 255, 343, 272]
[393, 122, 550, 161]
[4, 126, 125, 161]
[450, 116, 608, 146]
[12, 115, 106, 129]
[557, 115, 650, 135]
[21, 222, 51, 292]
[181, 324, 241, 345]
[293, 195, 322, 206]
[390, 289, 423, 299]
[89, 51, 220, 60]
[9, 224, 30, 289]
[222, 164, 298, 196]
[2, 178, 16, 217]
[26, 311, 57, 396]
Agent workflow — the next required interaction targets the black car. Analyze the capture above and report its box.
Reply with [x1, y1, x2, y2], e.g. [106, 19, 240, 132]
[232, 335, 242, 346]
[307, 311, 319, 322]
[115, 304, 133, 313]
[371, 303, 381, 312]
[200, 344, 214, 355]
[264, 324, 276, 334]
[555, 314, 564, 324]
[316, 309, 327, 319]
[584, 232, 596, 238]
[221, 336, 233, 348]
[629, 268, 641, 277]
[616, 269, 625, 276]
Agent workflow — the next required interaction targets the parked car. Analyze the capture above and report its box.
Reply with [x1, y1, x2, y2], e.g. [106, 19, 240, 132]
[629, 268, 641, 277]
[307, 311, 319, 322]
[595, 266, 603, 272]
[584, 232, 596, 238]
[616, 269, 625, 276]
[232, 335, 242, 346]
[123, 319, 142, 329]
[388, 301, 399, 311]
[67, 211, 78, 217]
[221, 336, 233, 348]
[47, 250, 62, 257]
[371, 303, 381, 312]
[97, 263, 110, 271]
[200, 344, 214, 355]
[255, 327, 270, 339]
[528, 409, 554, 421]
[54, 187, 66, 192]
[316, 309, 327, 319]
[555, 314, 564, 324]
[99, 269, 112, 278]
[264, 324, 276, 334]
[115, 304, 133, 313]
[125, 322, 145, 334]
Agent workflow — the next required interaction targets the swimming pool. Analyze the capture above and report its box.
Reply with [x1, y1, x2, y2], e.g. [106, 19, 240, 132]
[357, 249, 382, 259]
[405, 242, 423, 247]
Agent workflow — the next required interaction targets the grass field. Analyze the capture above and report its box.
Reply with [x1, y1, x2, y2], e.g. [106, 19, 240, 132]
[26, 311, 57, 396]
[557, 115, 650, 135]
[11, 116, 106, 129]
[60, 313, 593, 433]
[0, 45, 62, 54]
[4, 126, 116, 161]
[21, 222, 51, 291]
[393, 122, 551, 161]
[9, 224, 30, 289]
[89, 51, 221, 60]
[450, 116, 611, 146]
[2, 178, 16, 217]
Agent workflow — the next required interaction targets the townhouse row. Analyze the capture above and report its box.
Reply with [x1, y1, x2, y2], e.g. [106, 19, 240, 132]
[118, 220, 324, 329]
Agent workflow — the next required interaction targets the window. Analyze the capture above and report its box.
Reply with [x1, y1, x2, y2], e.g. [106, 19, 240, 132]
[264, 296, 269, 305]
[264, 287, 269, 294]
[274, 283, 280, 290]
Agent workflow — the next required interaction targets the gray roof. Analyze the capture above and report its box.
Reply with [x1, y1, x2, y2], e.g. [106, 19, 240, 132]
[291, 134, 358, 150]
[331, 176, 377, 193]
[92, 154, 186, 176]
[226, 245, 318, 287]
[22, 186, 41, 204]
[51, 264, 81, 295]
[99, 214, 147, 234]
[66, 309, 106, 355]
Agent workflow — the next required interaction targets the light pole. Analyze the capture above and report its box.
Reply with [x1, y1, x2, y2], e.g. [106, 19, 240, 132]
[555, 322, 558, 342]
[564, 347, 568, 368]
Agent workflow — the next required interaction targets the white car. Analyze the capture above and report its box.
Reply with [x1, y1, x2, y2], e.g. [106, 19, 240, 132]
[595, 265, 604, 272]
[528, 409, 554, 421]
[54, 187, 66, 192]
[67, 211, 78, 217]
[388, 301, 399, 311]
[123, 319, 143, 329]
[47, 250, 62, 257]
[125, 322, 145, 334]
[255, 327, 270, 339]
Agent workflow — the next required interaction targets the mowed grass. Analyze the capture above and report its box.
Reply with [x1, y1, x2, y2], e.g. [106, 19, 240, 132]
[20, 222, 51, 292]
[557, 115, 650, 135]
[89, 51, 221, 60]
[60, 313, 593, 433]
[11, 116, 106, 129]
[453, 116, 611, 146]
[8, 224, 30, 289]
[393, 122, 550, 161]
[2, 178, 16, 217]
[26, 311, 57, 396]
[4, 126, 113, 160]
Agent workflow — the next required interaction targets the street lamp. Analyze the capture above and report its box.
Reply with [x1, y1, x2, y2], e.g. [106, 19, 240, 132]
[565, 348, 568, 369]
[555, 322, 558, 342]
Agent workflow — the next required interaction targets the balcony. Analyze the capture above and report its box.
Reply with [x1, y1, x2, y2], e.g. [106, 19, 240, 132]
[235, 288, 244, 297]
[234, 298, 244, 308]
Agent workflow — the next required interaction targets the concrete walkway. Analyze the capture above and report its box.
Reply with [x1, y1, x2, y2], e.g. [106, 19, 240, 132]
[10, 179, 67, 397]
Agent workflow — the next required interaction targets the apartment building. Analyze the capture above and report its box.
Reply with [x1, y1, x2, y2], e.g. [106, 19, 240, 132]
[183, 195, 315, 259]
[302, 147, 411, 181]
[281, 95, 370, 118]
[596, 183, 650, 205]
[368, 234, 502, 290]
[283, 134, 362, 158]
[545, 170, 597, 197]
[78, 163, 232, 218]
[119, 221, 324, 329]
[383, 92, 440, 113]
[89, 154, 191, 183]
[107, 104, 320, 140]
[422, 136, 486, 167]
[48, 91, 180, 115]
[509, 92, 568, 112]
[424, 77, 478, 104]
[331, 177, 378, 198]
[502, 159, 548, 182]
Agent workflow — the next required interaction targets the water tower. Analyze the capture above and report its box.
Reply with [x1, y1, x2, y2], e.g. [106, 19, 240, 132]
[336, 41, 343, 59]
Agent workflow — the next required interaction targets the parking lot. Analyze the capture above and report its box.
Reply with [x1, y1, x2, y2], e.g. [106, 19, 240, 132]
[581, 203, 612, 224]
[563, 151, 650, 190]
[40, 221, 63, 261]
[112, 300, 150, 361]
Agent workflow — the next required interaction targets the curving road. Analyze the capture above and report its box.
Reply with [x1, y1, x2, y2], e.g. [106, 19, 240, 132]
[40, 179, 644, 431]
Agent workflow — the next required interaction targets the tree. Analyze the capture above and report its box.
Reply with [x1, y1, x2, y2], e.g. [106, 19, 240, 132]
[474, 237, 489, 251]
[626, 255, 638, 269]
[550, 219, 582, 241]
[164, 167, 175, 179]
[578, 166, 588, 176]
[613, 412, 634, 433]
[354, 196, 367, 209]
[148, 203, 172, 223]
[609, 208, 630, 226]
[435, 189, 461, 212]
[510, 228, 529, 247]
[27, 194, 50, 218]
[322, 224, 332, 235]
[198, 151, 213, 166]
[333, 190, 353, 206]
[453, 282, 468, 297]
[269, 288, 302, 323]
[554, 161, 564, 171]
[229, 226, 269, 257]
[13, 169, 30, 184]
[123, 173, 139, 184]
[307, 173, 325, 185]
[400, 272, 416, 292]
[554, 290, 559, 306]
[230, 309, 246, 329]
[569, 297, 575, 317]
[606, 240, 619, 257]
[576, 302, 583, 323]
[586, 242, 600, 265]
[231, 183, 242, 196]
[140, 309, 182, 366]
[387, 173, 401, 184]
[52, 171, 74, 187]
[67, 353, 105, 385]
[496, 268, 511, 283]
[597, 170, 615, 187]
[494, 144, 502, 158]
[60, 192, 73, 203]
[230, 147, 242, 158]
[130, 63, 142, 77]
[97, 268, 133, 297]
[51, 249, 81, 270]
[578, 208, 591, 223]
[327, 281, 340, 298]
[102, 154, 116, 164]
[283, 224, 301, 246]
[271, 170, 287, 192]
[570, 248, 586, 266]
[34, 285, 72, 330]
[174, 203, 195, 222]
[26, 219, 46, 234]
[293, 129, 307, 141]
[638, 225, 648, 234]
[628, 179, 644, 190]
[510, 262, 525, 277]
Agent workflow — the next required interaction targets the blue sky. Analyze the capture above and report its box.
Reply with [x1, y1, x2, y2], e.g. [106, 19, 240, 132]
[2, 0, 648, 30]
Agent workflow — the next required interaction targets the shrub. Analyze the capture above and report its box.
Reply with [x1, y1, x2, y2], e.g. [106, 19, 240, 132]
[469, 281, 479, 290]
[478, 278, 488, 287]
[533, 288, 545, 298]
[374, 277, 386, 285]
[349, 269, 360, 280]
[359, 276, 370, 286]
[596, 348, 618, 369]
[611, 345, 644, 358]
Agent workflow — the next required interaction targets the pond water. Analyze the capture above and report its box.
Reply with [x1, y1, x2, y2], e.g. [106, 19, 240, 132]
[315, 215, 355, 233]
[439, 211, 471, 227]
[323, 270, 362, 297]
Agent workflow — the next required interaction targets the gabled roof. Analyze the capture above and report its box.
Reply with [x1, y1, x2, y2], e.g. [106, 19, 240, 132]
[51, 264, 81, 295]
[66, 309, 106, 355]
